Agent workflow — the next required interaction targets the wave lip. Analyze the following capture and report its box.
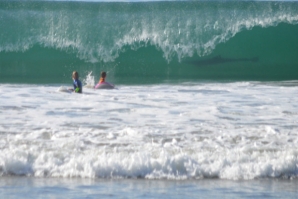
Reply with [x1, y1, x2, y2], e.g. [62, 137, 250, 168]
[0, 1, 298, 63]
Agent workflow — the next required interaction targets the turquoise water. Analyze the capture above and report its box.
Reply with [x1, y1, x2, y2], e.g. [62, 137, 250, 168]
[1, 1, 298, 84]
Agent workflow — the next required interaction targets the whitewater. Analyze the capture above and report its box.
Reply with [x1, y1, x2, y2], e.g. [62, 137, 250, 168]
[1, 80, 297, 180]
[1, 80, 298, 198]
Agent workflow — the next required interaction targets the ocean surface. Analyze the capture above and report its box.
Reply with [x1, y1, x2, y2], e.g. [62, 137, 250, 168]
[1, 0, 298, 198]
[1, 0, 298, 83]
[1, 82, 298, 198]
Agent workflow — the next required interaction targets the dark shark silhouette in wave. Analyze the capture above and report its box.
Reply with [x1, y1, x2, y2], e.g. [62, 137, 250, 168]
[186, 55, 259, 67]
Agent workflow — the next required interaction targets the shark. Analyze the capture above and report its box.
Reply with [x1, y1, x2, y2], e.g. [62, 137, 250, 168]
[185, 55, 259, 67]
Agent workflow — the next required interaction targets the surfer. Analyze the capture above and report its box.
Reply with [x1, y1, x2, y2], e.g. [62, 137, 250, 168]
[70, 71, 82, 93]
[94, 71, 115, 89]
[98, 71, 106, 84]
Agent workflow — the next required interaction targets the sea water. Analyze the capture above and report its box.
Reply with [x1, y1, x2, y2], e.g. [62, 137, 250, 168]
[0, 81, 298, 198]
[0, 178, 297, 198]
[1, 0, 298, 198]
[1, 0, 298, 83]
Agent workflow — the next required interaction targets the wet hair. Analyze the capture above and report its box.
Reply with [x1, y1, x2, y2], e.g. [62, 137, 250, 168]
[72, 71, 79, 80]
[101, 71, 106, 78]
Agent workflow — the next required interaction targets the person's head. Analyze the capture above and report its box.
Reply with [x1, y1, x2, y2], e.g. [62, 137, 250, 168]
[101, 71, 106, 78]
[72, 71, 79, 80]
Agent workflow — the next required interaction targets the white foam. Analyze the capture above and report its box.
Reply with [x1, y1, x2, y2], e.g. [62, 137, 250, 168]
[0, 82, 298, 179]
[83, 71, 95, 88]
[57, 86, 72, 93]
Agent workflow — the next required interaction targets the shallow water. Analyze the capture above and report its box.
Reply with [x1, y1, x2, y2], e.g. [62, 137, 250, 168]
[0, 82, 297, 180]
[0, 177, 297, 199]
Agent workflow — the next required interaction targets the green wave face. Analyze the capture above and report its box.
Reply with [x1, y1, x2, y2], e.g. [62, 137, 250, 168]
[0, 1, 298, 84]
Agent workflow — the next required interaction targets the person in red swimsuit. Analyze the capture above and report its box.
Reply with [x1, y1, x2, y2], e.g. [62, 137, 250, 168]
[94, 71, 114, 89]
[98, 71, 106, 83]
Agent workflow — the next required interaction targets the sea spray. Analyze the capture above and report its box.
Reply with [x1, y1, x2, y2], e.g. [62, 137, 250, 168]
[83, 71, 95, 88]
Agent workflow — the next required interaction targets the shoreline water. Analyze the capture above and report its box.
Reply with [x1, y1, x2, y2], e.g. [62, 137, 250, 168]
[1, 82, 297, 180]
[0, 177, 297, 198]
[1, 82, 297, 198]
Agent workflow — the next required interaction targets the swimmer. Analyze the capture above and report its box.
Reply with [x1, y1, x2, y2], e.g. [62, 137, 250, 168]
[98, 71, 106, 84]
[70, 71, 82, 93]
[94, 71, 114, 89]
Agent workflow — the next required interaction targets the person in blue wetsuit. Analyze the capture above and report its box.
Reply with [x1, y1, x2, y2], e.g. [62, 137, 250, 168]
[71, 71, 82, 93]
